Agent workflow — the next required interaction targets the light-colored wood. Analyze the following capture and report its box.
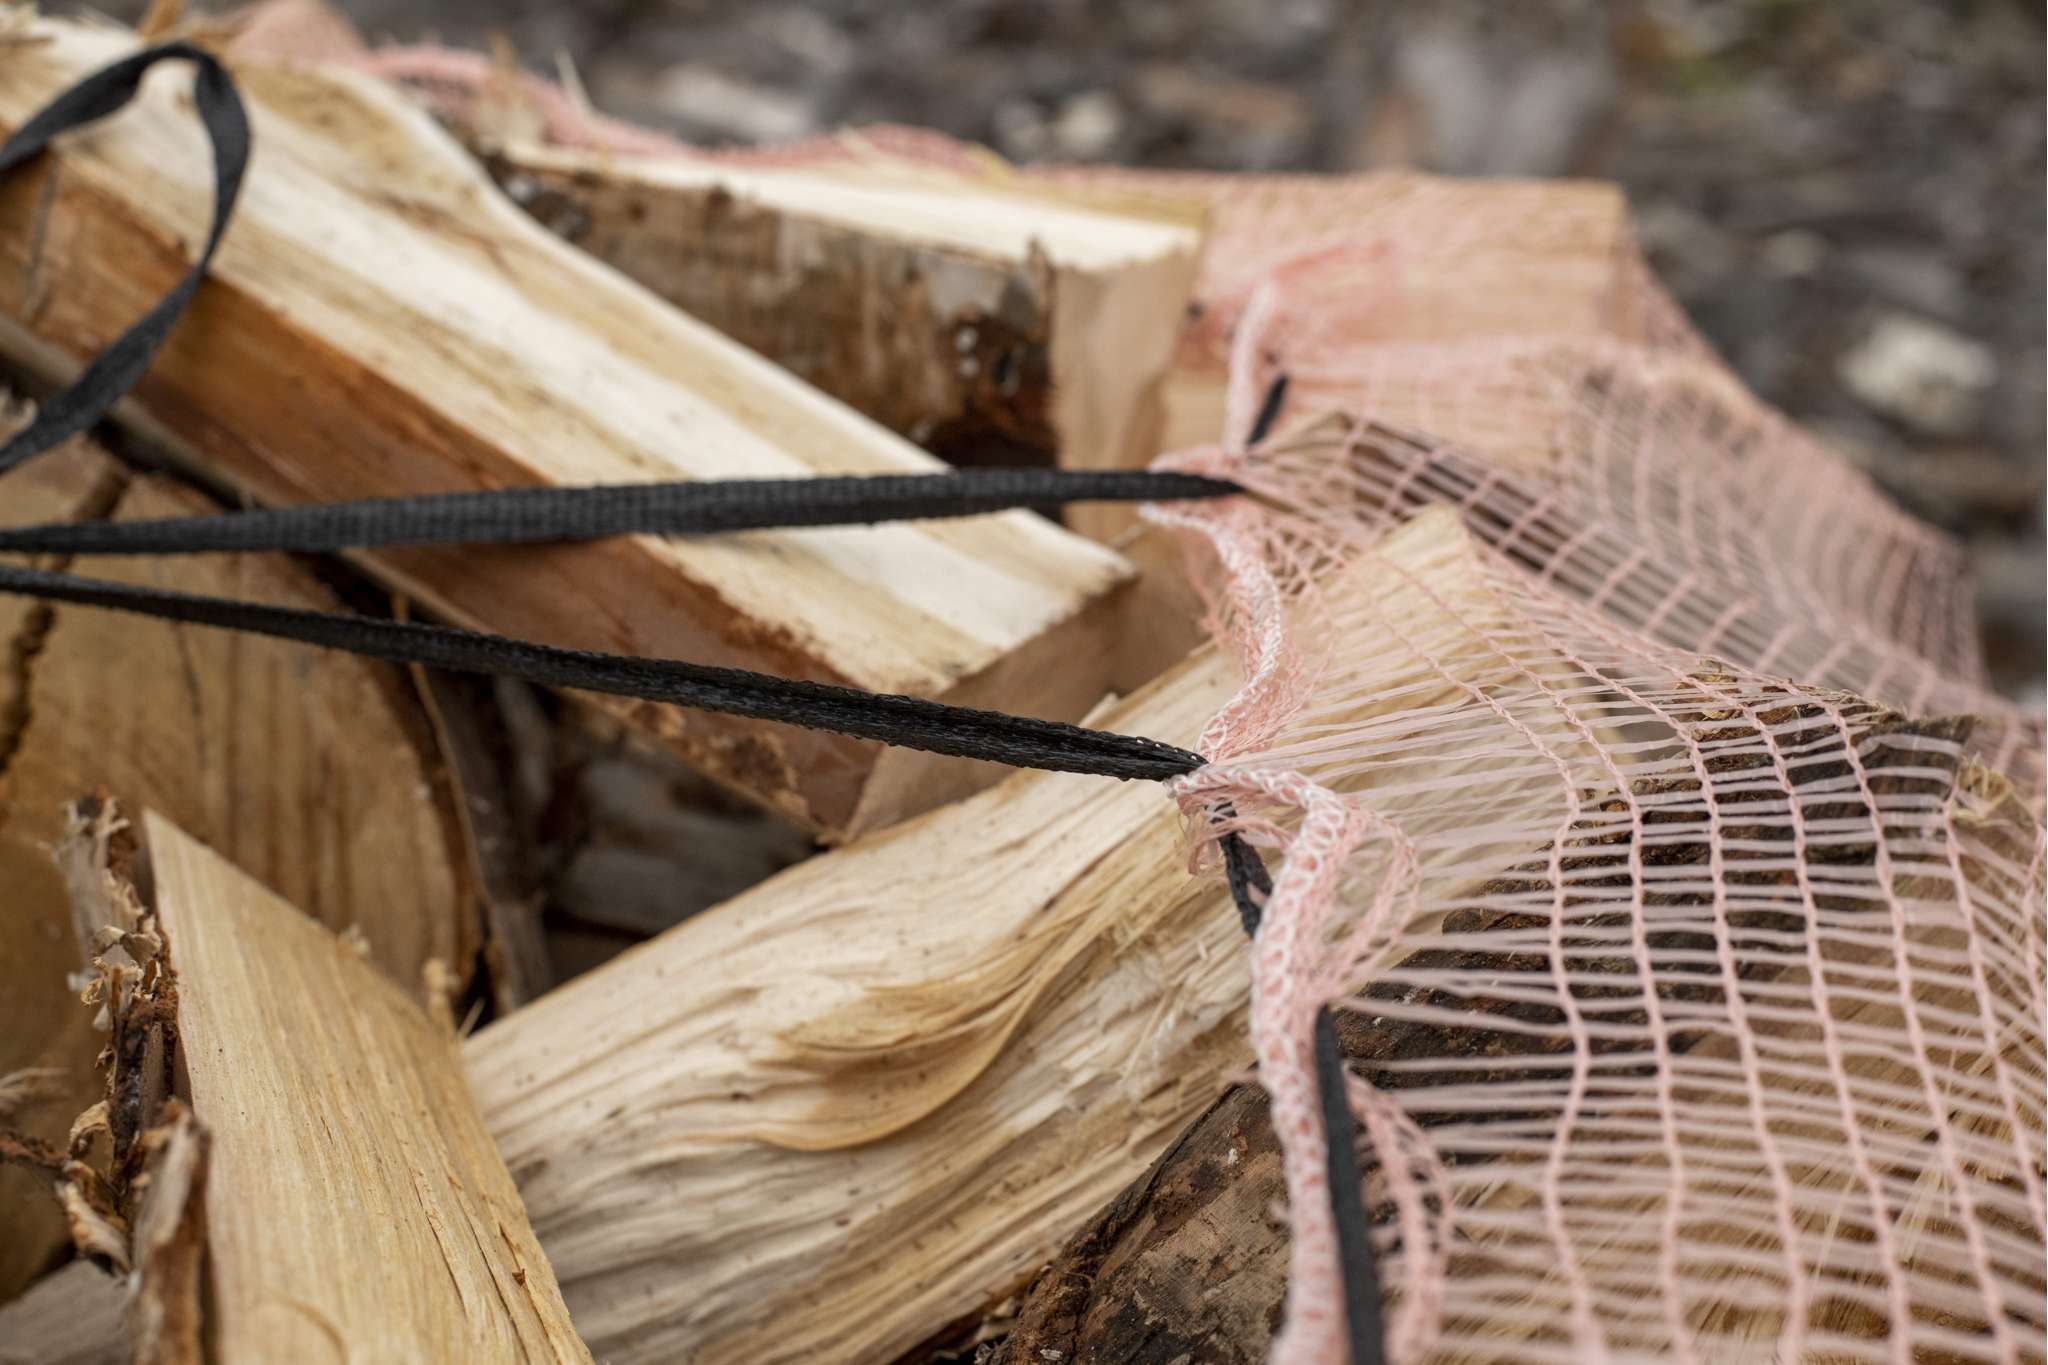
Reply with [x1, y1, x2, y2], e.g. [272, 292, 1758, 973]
[0, 413, 470, 1301]
[467, 508, 1589, 1364]
[142, 809, 591, 1364]
[0, 21, 1136, 838]
[486, 143, 1202, 529]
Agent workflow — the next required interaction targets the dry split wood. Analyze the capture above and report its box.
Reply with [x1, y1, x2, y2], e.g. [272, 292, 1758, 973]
[466, 508, 1601, 1363]
[485, 146, 1202, 505]
[0, 410, 468, 1301]
[0, 20, 1136, 839]
[6, 804, 590, 1362]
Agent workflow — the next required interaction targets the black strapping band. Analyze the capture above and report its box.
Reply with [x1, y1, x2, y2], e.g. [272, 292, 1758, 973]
[0, 559, 1207, 781]
[0, 468, 1242, 556]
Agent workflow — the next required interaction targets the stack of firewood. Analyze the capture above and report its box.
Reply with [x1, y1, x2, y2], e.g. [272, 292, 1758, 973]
[0, 10, 1663, 1363]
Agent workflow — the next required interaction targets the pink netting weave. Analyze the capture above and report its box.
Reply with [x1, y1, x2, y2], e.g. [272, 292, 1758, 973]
[1113, 167, 2044, 1360]
[274, 38, 2048, 1363]
[1159, 417, 2045, 1364]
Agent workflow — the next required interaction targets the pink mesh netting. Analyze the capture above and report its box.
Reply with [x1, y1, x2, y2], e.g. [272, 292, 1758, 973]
[1156, 404, 2045, 1363]
[276, 37, 2048, 1362]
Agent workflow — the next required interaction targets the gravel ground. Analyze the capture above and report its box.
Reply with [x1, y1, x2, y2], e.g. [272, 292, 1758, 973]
[262, 0, 2042, 701]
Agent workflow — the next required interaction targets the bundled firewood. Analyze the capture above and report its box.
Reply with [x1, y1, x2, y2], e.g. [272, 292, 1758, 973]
[0, 12, 2037, 1365]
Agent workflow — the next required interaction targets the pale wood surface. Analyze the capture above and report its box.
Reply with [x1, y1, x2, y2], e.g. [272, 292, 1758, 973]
[487, 143, 1201, 520]
[0, 423, 469, 1300]
[145, 810, 591, 1364]
[466, 509, 1575, 1364]
[0, 22, 1135, 837]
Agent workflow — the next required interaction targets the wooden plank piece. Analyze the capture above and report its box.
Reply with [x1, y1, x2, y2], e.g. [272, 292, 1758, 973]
[140, 807, 591, 1363]
[0, 21, 1136, 839]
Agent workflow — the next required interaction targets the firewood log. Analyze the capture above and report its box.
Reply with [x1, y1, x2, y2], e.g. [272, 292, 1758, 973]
[484, 147, 1199, 508]
[5, 804, 589, 1362]
[224, 2, 1202, 539]
[0, 408, 469, 1301]
[465, 508, 1601, 1364]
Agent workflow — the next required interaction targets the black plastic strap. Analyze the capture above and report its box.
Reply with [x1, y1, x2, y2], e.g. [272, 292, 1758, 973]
[1315, 1005, 1388, 1365]
[1220, 824, 1274, 936]
[1220, 829, 1384, 1365]
[0, 42, 249, 475]
[0, 468, 1241, 556]
[1246, 372, 1290, 447]
[0, 559, 1205, 781]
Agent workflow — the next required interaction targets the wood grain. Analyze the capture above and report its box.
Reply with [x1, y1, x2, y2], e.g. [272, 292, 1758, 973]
[145, 809, 591, 1364]
[0, 416, 468, 1301]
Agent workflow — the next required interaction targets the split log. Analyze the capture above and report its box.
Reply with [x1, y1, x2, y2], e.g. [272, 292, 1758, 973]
[0, 20, 1136, 839]
[11, 804, 590, 1362]
[224, 2, 1202, 530]
[466, 508, 1600, 1364]
[484, 146, 1201, 511]
[991, 716, 2042, 1363]
[0, 411, 469, 1300]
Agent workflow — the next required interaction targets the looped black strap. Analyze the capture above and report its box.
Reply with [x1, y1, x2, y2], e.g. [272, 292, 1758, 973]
[0, 42, 249, 475]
